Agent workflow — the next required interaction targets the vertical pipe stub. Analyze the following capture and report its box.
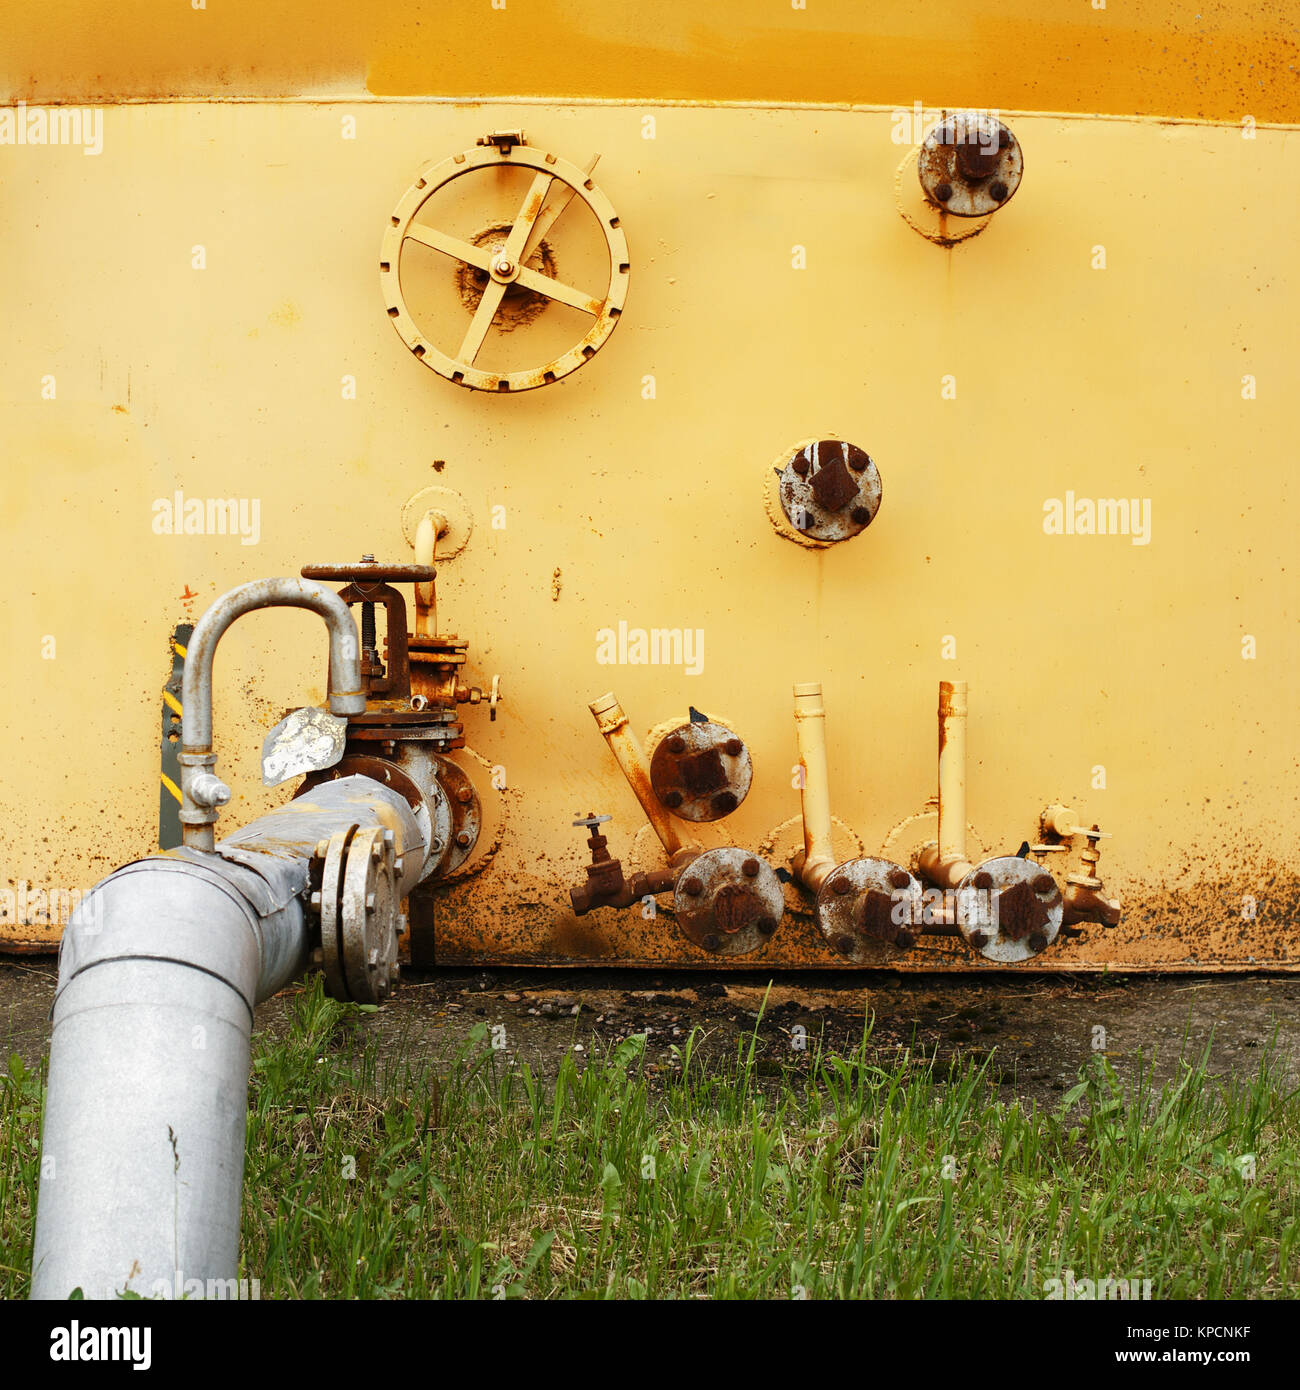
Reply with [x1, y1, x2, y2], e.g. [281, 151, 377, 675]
[918, 678, 974, 891]
[792, 682, 837, 892]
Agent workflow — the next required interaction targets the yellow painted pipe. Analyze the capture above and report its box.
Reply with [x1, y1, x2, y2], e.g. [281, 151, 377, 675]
[918, 680, 975, 890]
[413, 510, 448, 638]
[792, 682, 837, 893]
[589, 693, 692, 866]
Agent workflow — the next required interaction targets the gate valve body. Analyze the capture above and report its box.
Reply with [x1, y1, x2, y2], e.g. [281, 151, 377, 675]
[569, 813, 675, 915]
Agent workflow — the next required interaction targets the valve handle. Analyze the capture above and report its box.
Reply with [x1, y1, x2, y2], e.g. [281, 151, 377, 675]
[573, 813, 612, 829]
[302, 562, 436, 584]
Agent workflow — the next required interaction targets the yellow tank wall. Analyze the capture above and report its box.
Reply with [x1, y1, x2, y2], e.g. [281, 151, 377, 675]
[1, 94, 1295, 966]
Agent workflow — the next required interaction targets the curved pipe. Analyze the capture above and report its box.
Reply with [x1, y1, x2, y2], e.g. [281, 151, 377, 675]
[30, 776, 422, 1301]
[180, 577, 365, 850]
[918, 680, 975, 890]
[589, 693, 694, 869]
[413, 510, 449, 637]
[792, 682, 837, 893]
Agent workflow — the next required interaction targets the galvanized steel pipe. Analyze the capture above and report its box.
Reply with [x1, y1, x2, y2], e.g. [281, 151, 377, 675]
[30, 776, 422, 1301]
[180, 577, 366, 851]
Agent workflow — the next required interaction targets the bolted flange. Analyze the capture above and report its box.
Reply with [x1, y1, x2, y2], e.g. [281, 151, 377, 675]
[311, 823, 402, 1004]
[918, 113, 1024, 217]
[650, 719, 753, 821]
[673, 847, 784, 957]
[815, 857, 923, 964]
[775, 440, 882, 544]
[956, 856, 1063, 963]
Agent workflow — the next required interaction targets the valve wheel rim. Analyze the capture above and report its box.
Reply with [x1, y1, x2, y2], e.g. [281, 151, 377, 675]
[381, 145, 630, 392]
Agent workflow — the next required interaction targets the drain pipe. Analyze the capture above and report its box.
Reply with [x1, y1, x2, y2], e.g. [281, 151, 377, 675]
[792, 682, 837, 892]
[31, 578, 422, 1301]
[589, 693, 696, 870]
[917, 680, 975, 890]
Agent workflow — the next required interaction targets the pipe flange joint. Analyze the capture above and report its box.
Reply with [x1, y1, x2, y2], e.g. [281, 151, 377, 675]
[816, 858, 923, 963]
[674, 847, 784, 957]
[650, 720, 752, 822]
[957, 856, 1063, 964]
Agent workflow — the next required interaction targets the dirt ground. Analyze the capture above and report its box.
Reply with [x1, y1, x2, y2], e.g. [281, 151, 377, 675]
[4, 960, 1298, 1107]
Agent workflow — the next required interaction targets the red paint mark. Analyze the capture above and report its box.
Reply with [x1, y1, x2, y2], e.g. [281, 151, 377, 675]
[180, 585, 197, 605]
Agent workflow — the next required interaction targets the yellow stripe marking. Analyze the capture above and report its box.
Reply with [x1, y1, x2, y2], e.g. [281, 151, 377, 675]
[160, 772, 182, 804]
[162, 689, 183, 717]
[172, 641, 188, 659]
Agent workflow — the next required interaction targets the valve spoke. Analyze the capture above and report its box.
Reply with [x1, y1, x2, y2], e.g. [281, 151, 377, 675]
[501, 170, 557, 265]
[513, 264, 604, 317]
[458, 279, 507, 365]
[404, 223, 494, 272]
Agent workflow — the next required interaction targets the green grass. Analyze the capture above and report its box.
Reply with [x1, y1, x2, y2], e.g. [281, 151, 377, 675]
[4, 978, 1299, 1299]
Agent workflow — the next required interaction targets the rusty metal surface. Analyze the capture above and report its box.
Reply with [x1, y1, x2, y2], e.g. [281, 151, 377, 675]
[774, 441, 882, 545]
[648, 719, 752, 822]
[815, 858, 922, 965]
[957, 857, 1064, 965]
[673, 848, 784, 958]
[917, 113, 1023, 218]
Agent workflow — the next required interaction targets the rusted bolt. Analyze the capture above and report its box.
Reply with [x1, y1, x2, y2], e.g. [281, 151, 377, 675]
[831, 877, 853, 896]
[849, 451, 869, 473]
[756, 916, 778, 937]
[835, 934, 855, 954]
[973, 871, 994, 890]
[456, 786, 473, 804]
[683, 876, 703, 896]
[793, 457, 810, 477]
[664, 789, 684, 808]
[711, 792, 738, 815]
[895, 929, 916, 950]
[1029, 930, 1049, 953]
[455, 831, 471, 848]
[702, 933, 722, 952]
[934, 182, 953, 203]
[666, 736, 686, 755]
[742, 858, 760, 878]
[888, 867, 911, 890]
[969, 931, 988, 949]
[998, 128, 1011, 148]
[1033, 874, 1056, 895]
[850, 506, 871, 525]
[724, 738, 743, 757]
[989, 180, 1008, 203]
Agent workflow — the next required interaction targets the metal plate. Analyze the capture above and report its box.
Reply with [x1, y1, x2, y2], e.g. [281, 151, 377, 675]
[648, 720, 752, 821]
[815, 857, 923, 965]
[957, 856, 1063, 964]
[261, 706, 348, 787]
[774, 440, 882, 544]
[917, 113, 1024, 218]
[674, 847, 784, 957]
